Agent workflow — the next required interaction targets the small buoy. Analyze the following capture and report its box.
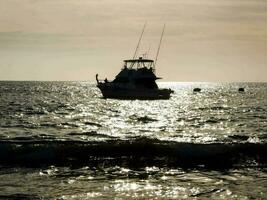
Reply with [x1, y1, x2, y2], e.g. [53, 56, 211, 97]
[193, 88, 201, 92]
[238, 88, 245, 92]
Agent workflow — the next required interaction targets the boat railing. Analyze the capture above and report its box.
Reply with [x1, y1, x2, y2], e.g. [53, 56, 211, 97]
[96, 74, 109, 84]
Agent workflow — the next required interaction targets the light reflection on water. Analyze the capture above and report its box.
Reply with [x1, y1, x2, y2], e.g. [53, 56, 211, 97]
[1, 81, 266, 143]
[0, 166, 266, 199]
[0, 82, 266, 199]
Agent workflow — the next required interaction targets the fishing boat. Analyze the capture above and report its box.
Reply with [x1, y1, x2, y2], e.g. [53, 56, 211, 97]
[96, 24, 173, 100]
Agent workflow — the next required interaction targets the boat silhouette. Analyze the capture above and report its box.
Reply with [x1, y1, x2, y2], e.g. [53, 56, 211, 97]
[96, 24, 173, 100]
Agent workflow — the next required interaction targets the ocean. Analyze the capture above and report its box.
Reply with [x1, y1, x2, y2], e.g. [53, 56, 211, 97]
[0, 81, 266, 199]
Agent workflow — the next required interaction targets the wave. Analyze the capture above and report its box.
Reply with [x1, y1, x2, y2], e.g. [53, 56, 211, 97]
[129, 115, 158, 123]
[0, 138, 266, 169]
[0, 194, 41, 200]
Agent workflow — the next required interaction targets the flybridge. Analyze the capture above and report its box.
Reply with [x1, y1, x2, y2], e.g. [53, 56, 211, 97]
[123, 57, 155, 71]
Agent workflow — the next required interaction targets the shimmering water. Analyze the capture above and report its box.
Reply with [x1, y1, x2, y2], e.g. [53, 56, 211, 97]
[0, 81, 266, 199]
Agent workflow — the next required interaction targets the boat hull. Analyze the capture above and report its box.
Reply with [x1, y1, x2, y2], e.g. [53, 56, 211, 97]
[97, 84, 173, 100]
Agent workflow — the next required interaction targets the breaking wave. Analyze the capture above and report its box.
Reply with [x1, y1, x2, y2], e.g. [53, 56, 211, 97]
[0, 138, 266, 169]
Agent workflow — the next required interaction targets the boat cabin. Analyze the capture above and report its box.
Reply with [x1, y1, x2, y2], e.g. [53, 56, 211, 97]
[112, 57, 160, 89]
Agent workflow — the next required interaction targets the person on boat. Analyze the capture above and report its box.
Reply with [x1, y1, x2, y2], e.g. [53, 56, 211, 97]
[96, 74, 99, 84]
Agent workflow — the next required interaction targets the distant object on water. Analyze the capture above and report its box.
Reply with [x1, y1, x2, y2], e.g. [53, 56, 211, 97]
[96, 24, 173, 100]
[238, 87, 245, 92]
[193, 88, 201, 93]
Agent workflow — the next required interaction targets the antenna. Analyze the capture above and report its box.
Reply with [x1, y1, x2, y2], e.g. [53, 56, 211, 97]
[132, 23, 146, 60]
[154, 24, 165, 68]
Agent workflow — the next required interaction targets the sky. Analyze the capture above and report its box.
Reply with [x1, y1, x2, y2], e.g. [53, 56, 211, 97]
[0, 0, 266, 82]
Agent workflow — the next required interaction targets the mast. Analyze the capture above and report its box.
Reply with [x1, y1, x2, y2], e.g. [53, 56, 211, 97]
[154, 24, 165, 69]
[132, 23, 146, 60]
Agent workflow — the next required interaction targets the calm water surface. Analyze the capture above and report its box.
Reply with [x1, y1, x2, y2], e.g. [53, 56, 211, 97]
[0, 81, 266, 199]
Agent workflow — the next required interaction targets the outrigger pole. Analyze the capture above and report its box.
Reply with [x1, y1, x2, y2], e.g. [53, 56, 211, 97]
[132, 22, 146, 60]
[154, 24, 165, 69]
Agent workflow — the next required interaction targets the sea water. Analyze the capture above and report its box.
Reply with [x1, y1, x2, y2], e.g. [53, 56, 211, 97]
[0, 81, 266, 199]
